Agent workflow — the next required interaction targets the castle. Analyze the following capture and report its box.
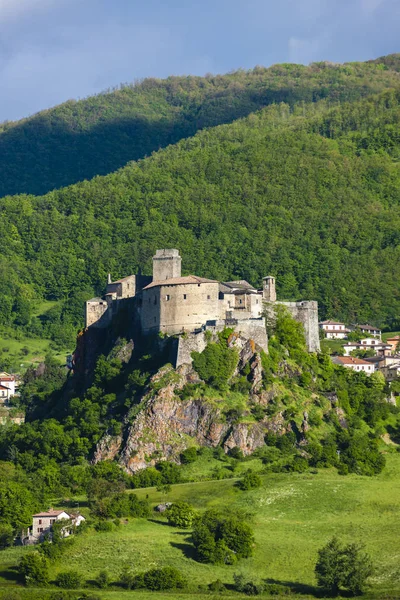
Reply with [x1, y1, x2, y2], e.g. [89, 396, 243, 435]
[85, 249, 320, 364]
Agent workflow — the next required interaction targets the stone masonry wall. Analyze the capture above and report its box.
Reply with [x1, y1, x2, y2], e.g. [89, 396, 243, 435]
[281, 301, 320, 352]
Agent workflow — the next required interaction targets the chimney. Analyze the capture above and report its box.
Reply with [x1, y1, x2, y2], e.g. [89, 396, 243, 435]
[107, 273, 112, 285]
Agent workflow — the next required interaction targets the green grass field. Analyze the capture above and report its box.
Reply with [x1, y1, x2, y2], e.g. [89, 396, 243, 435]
[2, 453, 400, 599]
[0, 301, 73, 372]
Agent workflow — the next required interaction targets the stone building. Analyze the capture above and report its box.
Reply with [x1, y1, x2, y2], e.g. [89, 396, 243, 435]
[85, 249, 320, 360]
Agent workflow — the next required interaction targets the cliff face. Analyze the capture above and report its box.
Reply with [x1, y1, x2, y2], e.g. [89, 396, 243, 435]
[93, 336, 294, 473]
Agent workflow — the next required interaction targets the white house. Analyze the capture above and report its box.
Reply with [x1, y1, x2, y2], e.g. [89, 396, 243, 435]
[352, 324, 381, 339]
[319, 320, 350, 340]
[0, 373, 16, 398]
[24, 509, 85, 544]
[332, 356, 374, 375]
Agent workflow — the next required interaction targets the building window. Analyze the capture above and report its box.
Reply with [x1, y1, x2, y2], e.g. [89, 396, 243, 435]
[166, 295, 170, 301]
[198, 284, 201, 287]
[239, 299, 242, 305]
[207, 295, 211, 300]
[256, 299, 259, 304]
[39, 520, 42, 525]
[39, 528, 43, 533]
[183, 294, 187, 300]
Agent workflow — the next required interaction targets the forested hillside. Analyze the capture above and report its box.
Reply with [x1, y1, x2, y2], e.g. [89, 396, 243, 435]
[0, 57, 399, 197]
[0, 86, 400, 335]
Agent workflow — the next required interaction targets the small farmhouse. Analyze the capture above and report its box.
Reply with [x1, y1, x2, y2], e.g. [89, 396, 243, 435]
[332, 356, 374, 374]
[319, 320, 350, 339]
[24, 509, 85, 545]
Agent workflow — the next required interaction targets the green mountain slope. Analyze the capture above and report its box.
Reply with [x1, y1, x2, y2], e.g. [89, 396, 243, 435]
[0, 57, 399, 197]
[1, 87, 400, 333]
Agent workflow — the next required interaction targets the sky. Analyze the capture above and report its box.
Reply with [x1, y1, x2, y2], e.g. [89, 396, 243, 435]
[0, 0, 398, 122]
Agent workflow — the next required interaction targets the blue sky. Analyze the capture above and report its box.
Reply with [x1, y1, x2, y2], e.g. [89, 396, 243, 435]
[0, 0, 398, 121]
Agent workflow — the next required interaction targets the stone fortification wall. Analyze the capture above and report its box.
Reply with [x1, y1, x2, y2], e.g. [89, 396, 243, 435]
[142, 281, 220, 335]
[175, 332, 208, 368]
[85, 298, 112, 329]
[280, 301, 320, 352]
[174, 318, 268, 368]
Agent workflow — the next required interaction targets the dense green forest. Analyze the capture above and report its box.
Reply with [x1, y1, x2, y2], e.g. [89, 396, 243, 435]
[0, 57, 399, 198]
[1, 84, 400, 336]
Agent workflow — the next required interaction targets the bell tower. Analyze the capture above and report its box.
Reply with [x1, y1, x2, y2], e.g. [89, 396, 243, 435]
[263, 276, 276, 302]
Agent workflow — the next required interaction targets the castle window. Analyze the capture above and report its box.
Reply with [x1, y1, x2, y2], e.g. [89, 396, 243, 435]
[207, 295, 211, 300]
[198, 284, 201, 287]
[148, 298, 151, 304]
[154, 317, 156, 323]
[183, 294, 187, 300]
[239, 299, 242, 304]
[154, 296, 157, 305]
[256, 299, 259, 304]
[166, 295, 170, 301]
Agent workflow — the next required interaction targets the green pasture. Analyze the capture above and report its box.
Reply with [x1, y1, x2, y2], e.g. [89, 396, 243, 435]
[1, 453, 400, 598]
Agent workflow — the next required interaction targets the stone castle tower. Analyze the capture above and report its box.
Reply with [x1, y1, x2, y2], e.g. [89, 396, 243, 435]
[152, 249, 182, 281]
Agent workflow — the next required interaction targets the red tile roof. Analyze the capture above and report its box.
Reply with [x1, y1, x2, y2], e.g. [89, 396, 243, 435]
[335, 356, 371, 365]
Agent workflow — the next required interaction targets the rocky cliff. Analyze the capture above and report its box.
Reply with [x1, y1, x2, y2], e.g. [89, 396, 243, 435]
[93, 334, 297, 473]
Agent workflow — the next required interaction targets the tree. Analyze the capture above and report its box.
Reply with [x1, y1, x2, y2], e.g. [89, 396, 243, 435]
[315, 537, 373, 595]
[167, 502, 196, 528]
[0, 524, 14, 549]
[18, 552, 49, 586]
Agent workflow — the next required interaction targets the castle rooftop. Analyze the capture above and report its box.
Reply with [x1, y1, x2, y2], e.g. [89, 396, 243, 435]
[143, 275, 218, 290]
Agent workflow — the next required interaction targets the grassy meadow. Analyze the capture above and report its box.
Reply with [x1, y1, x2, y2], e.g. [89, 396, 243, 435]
[1, 453, 400, 599]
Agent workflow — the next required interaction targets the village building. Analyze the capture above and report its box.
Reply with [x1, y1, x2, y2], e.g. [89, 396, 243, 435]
[381, 362, 400, 382]
[84, 249, 321, 362]
[343, 339, 392, 357]
[331, 356, 375, 375]
[319, 320, 350, 340]
[24, 510, 85, 545]
[351, 324, 382, 339]
[386, 336, 400, 354]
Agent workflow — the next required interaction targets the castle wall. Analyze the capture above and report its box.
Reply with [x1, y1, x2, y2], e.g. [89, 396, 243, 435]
[280, 301, 320, 352]
[175, 332, 208, 368]
[85, 298, 112, 329]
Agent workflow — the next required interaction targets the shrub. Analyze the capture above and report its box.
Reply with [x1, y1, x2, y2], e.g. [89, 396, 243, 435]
[119, 568, 136, 590]
[229, 446, 244, 459]
[94, 520, 114, 532]
[191, 333, 238, 390]
[180, 446, 198, 464]
[208, 579, 226, 592]
[55, 570, 82, 589]
[167, 502, 196, 528]
[143, 566, 186, 590]
[234, 573, 265, 595]
[238, 472, 262, 490]
[95, 570, 109, 589]
[315, 537, 373, 595]
[18, 552, 49, 586]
